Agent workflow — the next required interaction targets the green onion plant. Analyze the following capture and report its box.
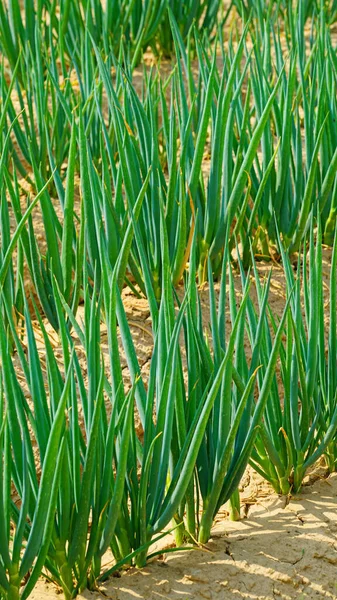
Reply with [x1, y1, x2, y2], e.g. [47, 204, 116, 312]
[247, 220, 337, 494]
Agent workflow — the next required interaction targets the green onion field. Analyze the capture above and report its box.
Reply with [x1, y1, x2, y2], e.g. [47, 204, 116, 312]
[1, 1, 337, 598]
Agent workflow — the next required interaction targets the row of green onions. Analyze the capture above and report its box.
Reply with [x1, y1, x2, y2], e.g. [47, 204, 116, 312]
[0, 0, 223, 76]
[2, 213, 337, 598]
[2, 6, 337, 329]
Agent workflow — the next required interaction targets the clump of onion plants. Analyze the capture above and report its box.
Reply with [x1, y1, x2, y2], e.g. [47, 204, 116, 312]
[247, 220, 337, 494]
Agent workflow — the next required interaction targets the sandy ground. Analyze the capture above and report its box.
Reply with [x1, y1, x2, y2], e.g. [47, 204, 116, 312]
[28, 472, 337, 600]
